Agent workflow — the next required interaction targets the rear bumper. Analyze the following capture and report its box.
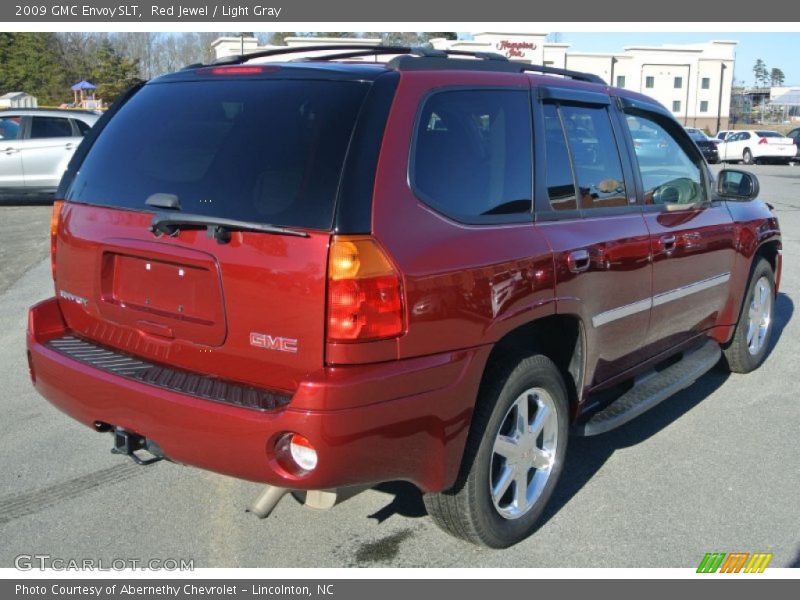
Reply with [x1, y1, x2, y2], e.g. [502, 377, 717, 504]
[27, 297, 490, 492]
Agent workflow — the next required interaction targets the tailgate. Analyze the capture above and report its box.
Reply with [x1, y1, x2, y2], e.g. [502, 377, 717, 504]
[56, 203, 330, 392]
[52, 76, 372, 392]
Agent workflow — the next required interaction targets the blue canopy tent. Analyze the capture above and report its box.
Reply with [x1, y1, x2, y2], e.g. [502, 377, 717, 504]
[71, 80, 97, 107]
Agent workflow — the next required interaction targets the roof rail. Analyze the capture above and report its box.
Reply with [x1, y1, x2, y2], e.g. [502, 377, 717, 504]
[200, 44, 606, 85]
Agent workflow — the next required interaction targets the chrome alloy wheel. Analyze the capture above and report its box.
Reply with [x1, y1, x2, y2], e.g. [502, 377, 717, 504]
[490, 387, 558, 520]
[746, 276, 772, 355]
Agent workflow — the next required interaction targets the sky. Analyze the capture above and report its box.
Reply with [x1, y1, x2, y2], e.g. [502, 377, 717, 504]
[460, 32, 800, 87]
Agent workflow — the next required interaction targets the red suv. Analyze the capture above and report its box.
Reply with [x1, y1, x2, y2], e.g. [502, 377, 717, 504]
[27, 47, 782, 547]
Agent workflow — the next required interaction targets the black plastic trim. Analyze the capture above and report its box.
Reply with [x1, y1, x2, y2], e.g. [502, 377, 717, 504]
[46, 335, 292, 412]
[334, 71, 400, 234]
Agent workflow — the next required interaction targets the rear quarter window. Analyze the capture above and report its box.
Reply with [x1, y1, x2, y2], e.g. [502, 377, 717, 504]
[66, 79, 369, 230]
[411, 89, 533, 223]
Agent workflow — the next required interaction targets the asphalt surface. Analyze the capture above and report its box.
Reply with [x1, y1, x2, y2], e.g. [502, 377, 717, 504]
[0, 166, 798, 568]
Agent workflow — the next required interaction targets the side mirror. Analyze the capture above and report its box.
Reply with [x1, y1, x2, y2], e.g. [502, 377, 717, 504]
[717, 169, 760, 200]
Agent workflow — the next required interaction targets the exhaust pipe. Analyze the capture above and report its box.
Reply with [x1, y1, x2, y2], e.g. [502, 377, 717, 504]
[247, 485, 289, 519]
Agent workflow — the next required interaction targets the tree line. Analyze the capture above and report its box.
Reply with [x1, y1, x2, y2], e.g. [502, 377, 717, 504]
[752, 58, 785, 87]
[0, 32, 456, 106]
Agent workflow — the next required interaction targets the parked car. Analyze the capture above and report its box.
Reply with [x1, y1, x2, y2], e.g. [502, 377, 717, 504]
[27, 46, 782, 548]
[0, 108, 99, 202]
[684, 127, 720, 163]
[715, 129, 734, 142]
[718, 129, 796, 164]
[787, 127, 800, 160]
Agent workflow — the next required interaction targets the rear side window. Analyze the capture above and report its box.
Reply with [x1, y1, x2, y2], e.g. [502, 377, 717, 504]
[412, 89, 532, 222]
[67, 80, 369, 230]
[30, 117, 74, 138]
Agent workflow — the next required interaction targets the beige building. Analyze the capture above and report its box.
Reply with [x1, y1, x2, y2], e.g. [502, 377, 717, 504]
[211, 32, 737, 133]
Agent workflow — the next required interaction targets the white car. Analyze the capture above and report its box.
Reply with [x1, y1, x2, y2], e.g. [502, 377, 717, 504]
[715, 129, 733, 142]
[718, 130, 796, 165]
[0, 108, 99, 202]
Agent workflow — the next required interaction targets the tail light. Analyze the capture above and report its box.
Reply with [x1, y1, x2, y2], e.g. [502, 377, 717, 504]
[50, 200, 64, 281]
[326, 236, 404, 342]
[759, 137, 768, 145]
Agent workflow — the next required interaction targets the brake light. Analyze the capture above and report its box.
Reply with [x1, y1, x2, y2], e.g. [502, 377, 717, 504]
[759, 137, 768, 145]
[198, 65, 278, 76]
[326, 236, 404, 342]
[50, 200, 64, 281]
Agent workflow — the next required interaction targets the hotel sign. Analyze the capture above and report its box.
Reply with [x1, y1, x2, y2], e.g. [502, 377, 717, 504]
[496, 40, 538, 58]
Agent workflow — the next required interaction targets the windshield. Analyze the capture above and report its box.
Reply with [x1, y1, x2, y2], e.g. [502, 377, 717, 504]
[66, 79, 369, 230]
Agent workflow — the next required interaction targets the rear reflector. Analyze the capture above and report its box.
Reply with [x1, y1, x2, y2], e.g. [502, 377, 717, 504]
[327, 236, 404, 342]
[50, 200, 64, 282]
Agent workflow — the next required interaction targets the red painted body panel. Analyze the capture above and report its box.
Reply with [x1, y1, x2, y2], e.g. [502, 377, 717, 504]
[55, 202, 330, 393]
[28, 297, 489, 491]
[642, 204, 737, 354]
[537, 214, 652, 386]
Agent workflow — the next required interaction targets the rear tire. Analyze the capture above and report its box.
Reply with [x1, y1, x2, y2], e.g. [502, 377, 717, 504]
[424, 354, 569, 547]
[722, 258, 775, 373]
[743, 148, 754, 165]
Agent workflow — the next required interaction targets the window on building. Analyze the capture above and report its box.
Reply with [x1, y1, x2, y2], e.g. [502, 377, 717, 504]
[674, 77, 683, 89]
[672, 100, 682, 113]
[701, 77, 711, 90]
[616, 75, 626, 88]
[700, 101, 709, 113]
[645, 76, 655, 89]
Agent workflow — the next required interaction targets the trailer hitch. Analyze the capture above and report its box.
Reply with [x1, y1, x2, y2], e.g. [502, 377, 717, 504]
[110, 427, 164, 466]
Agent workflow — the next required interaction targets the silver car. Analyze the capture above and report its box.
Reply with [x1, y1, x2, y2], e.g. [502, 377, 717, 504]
[0, 108, 99, 202]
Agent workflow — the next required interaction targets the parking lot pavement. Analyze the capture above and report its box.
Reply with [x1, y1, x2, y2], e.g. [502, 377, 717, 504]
[0, 165, 798, 568]
[0, 206, 51, 295]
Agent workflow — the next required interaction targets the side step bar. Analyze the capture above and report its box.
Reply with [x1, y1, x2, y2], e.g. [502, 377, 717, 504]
[574, 340, 721, 436]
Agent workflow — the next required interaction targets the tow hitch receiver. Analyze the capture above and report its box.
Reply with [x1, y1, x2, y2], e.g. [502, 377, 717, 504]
[110, 427, 164, 466]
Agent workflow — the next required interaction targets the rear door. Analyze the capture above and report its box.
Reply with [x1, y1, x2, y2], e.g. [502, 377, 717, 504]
[55, 74, 374, 392]
[619, 100, 736, 355]
[20, 115, 80, 189]
[533, 88, 652, 386]
[0, 114, 24, 188]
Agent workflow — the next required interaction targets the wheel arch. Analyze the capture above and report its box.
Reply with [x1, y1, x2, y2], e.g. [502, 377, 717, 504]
[479, 314, 586, 421]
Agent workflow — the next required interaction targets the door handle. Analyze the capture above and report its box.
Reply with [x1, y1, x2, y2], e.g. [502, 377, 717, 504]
[567, 249, 591, 273]
[3, 147, 17, 155]
[660, 235, 677, 255]
[64, 143, 75, 150]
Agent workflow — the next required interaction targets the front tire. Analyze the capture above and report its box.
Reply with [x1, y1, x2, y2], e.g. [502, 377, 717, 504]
[722, 258, 775, 373]
[424, 355, 569, 547]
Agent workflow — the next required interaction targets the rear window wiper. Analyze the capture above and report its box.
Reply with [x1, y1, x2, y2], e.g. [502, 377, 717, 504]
[150, 212, 310, 242]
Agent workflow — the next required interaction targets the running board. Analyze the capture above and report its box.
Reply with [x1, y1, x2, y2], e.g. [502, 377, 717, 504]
[574, 340, 721, 436]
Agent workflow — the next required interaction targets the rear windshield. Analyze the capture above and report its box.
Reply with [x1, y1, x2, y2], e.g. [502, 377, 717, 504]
[66, 79, 369, 230]
[756, 131, 782, 138]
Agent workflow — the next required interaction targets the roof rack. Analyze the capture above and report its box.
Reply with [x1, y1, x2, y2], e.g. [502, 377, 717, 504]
[199, 44, 606, 85]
